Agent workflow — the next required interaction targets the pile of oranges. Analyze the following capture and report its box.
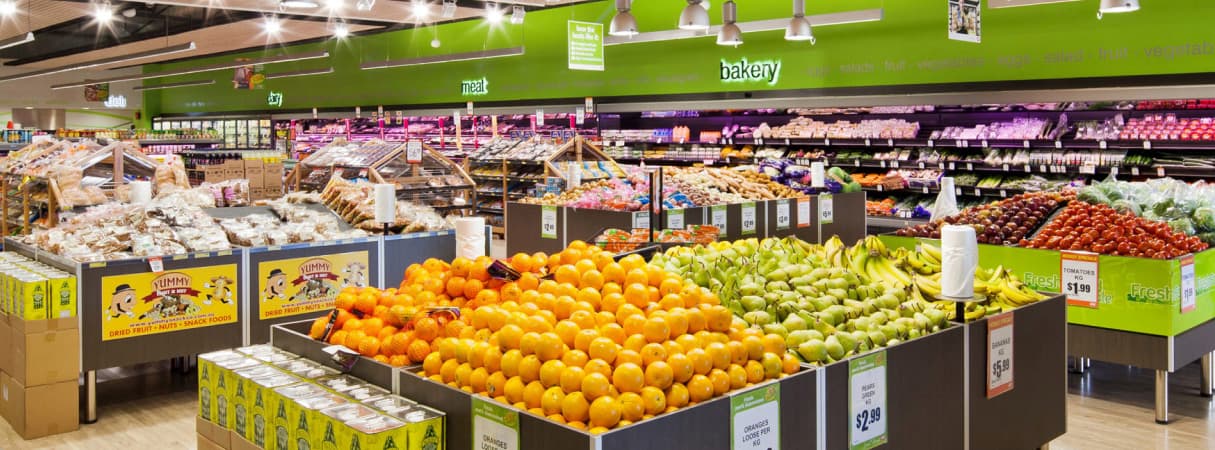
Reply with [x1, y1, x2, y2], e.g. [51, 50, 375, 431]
[310, 241, 799, 434]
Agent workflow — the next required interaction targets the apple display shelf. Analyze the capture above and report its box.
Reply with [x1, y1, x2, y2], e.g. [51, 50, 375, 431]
[506, 192, 866, 256]
[266, 294, 1065, 450]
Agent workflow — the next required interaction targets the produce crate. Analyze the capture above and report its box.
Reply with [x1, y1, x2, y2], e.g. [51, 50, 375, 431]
[879, 234, 1215, 337]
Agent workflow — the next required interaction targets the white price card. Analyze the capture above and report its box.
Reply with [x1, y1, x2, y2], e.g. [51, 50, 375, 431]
[1024, 165, 1032, 173]
[1181, 255, 1196, 314]
[974, 188, 982, 197]
[541, 206, 558, 239]
[776, 200, 791, 230]
[632, 211, 650, 230]
[406, 140, 423, 163]
[987, 312, 1015, 398]
[966, 162, 974, 171]
[797, 197, 810, 228]
[535, 109, 544, 126]
[731, 384, 780, 450]
[712, 205, 728, 236]
[865, 138, 871, 147]
[575, 106, 586, 125]
[1132, 167, 1140, 176]
[741, 202, 757, 235]
[667, 209, 685, 230]
[1002, 164, 1009, 172]
[819, 194, 834, 225]
[849, 351, 887, 450]
[1157, 167, 1166, 177]
[148, 256, 164, 274]
[1079, 165, 1096, 175]
[1061, 251, 1099, 308]
[1143, 140, 1152, 150]
[472, 398, 520, 450]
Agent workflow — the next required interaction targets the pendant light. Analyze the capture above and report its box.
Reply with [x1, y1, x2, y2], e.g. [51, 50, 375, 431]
[785, 0, 815, 43]
[716, 0, 741, 46]
[609, 0, 638, 37]
[678, 0, 709, 31]
[1097, 0, 1138, 18]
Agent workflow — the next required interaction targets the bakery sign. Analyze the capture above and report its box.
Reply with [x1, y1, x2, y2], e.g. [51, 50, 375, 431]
[461, 77, 489, 96]
[719, 57, 781, 85]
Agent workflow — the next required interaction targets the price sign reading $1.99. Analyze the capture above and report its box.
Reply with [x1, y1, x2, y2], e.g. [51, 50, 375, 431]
[987, 312, 1014, 398]
[1060, 251, 1099, 308]
[849, 351, 887, 450]
[741, 202, 757, 235]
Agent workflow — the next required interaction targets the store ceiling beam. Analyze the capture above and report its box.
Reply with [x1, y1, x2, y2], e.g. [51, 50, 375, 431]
[50, 49, 329, 89]
[132, 79, 216, 91]
[360, 46, 524, 70]
[0, 41, 197, 83]
[604, 8, 883, 46]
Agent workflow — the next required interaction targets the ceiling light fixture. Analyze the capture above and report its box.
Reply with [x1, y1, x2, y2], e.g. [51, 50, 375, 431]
[132, 79, 216, 91]
[93, 1, 114, 24]
[0, 0, 17, 16]
[50, 49, 330, 90]
[264, 67, 334, 79]
[411, 0, 430, 21]
[716, 0, 741, 46]
[485, 4, 503, 24]
[609, 0, 638, 36]
[355, 0, 374, 11]
[360, 46, 523, 70]
[0, 32, 34, 51]
[785, 0, 814, 42]
[440, 0, 456, 18]
[333, 22, 350, 38]
[280, 0, 319, 8]
[678, 0, 709, 31]
[0, 41, 196, 83]
[606, 7, 881, 45]
[510, 5, 525, 24]
[323, 0, 344, 10]
[1097, 0, 1138, 18]
[263, 16, 282, 34]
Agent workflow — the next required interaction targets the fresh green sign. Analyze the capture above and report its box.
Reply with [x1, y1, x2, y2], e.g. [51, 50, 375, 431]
[541, 205, 558, 239]
[461, 77, 489, 96]
[730, 383, 780, 450]
[567, 20, 603, 71]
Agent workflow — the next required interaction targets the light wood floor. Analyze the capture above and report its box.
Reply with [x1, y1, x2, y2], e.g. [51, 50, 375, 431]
[0, 360, 1209, 449]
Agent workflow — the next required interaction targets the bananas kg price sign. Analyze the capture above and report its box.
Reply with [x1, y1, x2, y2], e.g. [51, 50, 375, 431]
[731, 384, 780, 450]
[849, 351, 887, 450]
[987, 312, 1014, 398]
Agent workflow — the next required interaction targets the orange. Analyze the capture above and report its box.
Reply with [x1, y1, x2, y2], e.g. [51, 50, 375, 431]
[518, 355, 542, 383]
[497, 324, 524, 350]
[517, 272, 540, 292]
[727, 341, 748, 366]
[602, 263, 626, 285]
[469, 341, 491, 368]
[705, 342, 731, 371]
[687, 348, 712, 376]
[343, 318, 365, 332]
[335, 292, 357, 311]
[554, 265, 580, 285]
[559, 366, 587, 394]
[500, 349, 523, 378]
[596, 311, 617, 327]
[445, 277, 466, 298]
[600, 292, 626, 314]
[536, 332, 564, 362]
[539, 360, 567, 388]
[357, 336, 381, 357]
[614, 392, 644, 423]
[470, 367, 490, 393]
[561, 392, 590, 423]
[623, 283, 649, 308]
[781, 353, 800, 375]
[486, 372, 507, 397]
[640, 386, 666, 416]
[686, 309, 706, 334]
[334, 310, 355, 330]
[504, 376, 526, 404]
[414, 317, 440, 342]
[469, 261, 491, 282]
[574, 258, 597, 276]
[705, 306, 732, 332]
[344, 330, 368, 350]
[644, 361, 674, 390]
[686, 375, 713, 403]
[643, 317, 671, 343]
[574, 329, 600, 353]
[377, 326, 399, 343]
[576, 287, 602, 308]
[328, 329, 348, 346]
[615, 349, 643, 367]
[567, 421, 587, 430]
[589, 396, 622, 428]
[439, 359, 460, 383]
[523, 381, 546, 409]
[531, 252, 549, 271]
[665, 383, 690, 408]
[455, 363, 474, 387]
[541, 386, 566, 415]
[510, 253, 534, 273]
[580, 270, 605, 291]
[519, 332, 541, 356]
[546, 413, 566, 424]
[581, 372, 611, 401]
[388, 355, 410, 367]
[612, 363, 645, 394]
[761, 353, 783, 379]
[422, 352, 443, 376]
[461, 279, 484, 302]
[538, 279, 560, 296]
[482, 346, 503, 373]
[354, 294, 377, 315]
[584, 359, 613, 379]
[374, 355, 390, 364]
[554, 321, 581, 347]
[599, 323, 627, 345]
[639, 342, 668, 366]
[624, 335, 649, 354]
[591, 251, 614, 271]
[553, 296, 576, 320]
[708, 369, 730, 396]
[570, 310, 597, 330]
[308, 316, 329, 339]
[665, 308, 690, 337]
[624, 268, 649, 287]
[622, 314, 648, 337]
[744, 361, 765, 384]
[617, 253, 645, 272]
[407, 339, 431, 363]
[615, 304, 643, 324]
[727, 364, 748, 389]
[588, 337, 619, 364]
[562, 349, 589, 368]
[646, 286, 661, 305]
[667, 353, 694, 383]
[450, 257, 472, 277]
[742, 336, 765, 361]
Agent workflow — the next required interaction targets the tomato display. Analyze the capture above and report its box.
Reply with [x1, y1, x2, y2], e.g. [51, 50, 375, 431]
[1020, 201, 1208, 258]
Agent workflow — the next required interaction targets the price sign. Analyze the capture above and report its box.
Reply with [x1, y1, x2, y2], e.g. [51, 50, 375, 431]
[1040, 165, 1048, 173]
[632, 211, 650, 230]
[1099, 140, 1108, 149]
[887, 138, 894, 147]
[796, 197, 810, 228]
[981, 139, 988, 148]
[1061, 251, 1099, 308]
[1181, 255, 1196, 314]
[541, 206, 558, 239]
[776, 200, 791, 230]
[921, 186, 929, 194]
[575, 106, 586, 125]
[1157, 167, 1166, 177]
[949, 162, 956, 170]
[890, 160, 899, 169]
[974, 188, 982, 197]
[1132, 167, 1140, 176]
[865, 138, 871, 147]
[918, 162, 926, 169]
[1024, 165, 1032, 173]
[148, 256, 164, 274]
[535, 108, 544, 126]
[741, 202, 757, 235]
[854, 159, 861, 168]
[472, 398, 520, 450]
[406, 140, 424, 163]
[999, 189, 1007, 198]
[849, 351, 887, 450]
[667, 209, 685, 230]
[1079, 165, 1096, 175]
[1023, 140, 1030, 149]
[966, 162, 974, 171]
[731, 384, 780, 450]
[987, 312, 1015, 398]
[819, 194, 834, 225]
[1054, 141, 1063, 149]
[824, 138, 830, 146]
[712, 205, 728, 236]
[928, 139, 934, 148]
[879, 160, 886, 168]
[1143, 140, 1152, 150]
[1002, 164, 1009, 172]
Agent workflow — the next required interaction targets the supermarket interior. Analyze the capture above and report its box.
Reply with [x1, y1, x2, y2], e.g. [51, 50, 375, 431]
[0, 0, 1212, 449]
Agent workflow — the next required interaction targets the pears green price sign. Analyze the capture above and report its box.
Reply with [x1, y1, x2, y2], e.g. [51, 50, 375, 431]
[567, 20, 604, 71]
[473, 398, 520, 450]
[849, 351, 887, 450]
[632, 211, 650, 230]
[731, 383, 780, 450]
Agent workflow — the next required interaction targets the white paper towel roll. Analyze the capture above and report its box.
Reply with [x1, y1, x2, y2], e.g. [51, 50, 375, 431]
[455, 217, 486, 259]
[810, 162, 826, 188]
[373, 184, 396, 224]
[940, 224, 978, 299]
[130, 180, 152, 205]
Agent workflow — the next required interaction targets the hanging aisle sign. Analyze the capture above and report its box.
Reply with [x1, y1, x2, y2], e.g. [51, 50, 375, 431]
[461, 77, 489, 96]
[947, 0, 982, 43]
[567, 21, 604, 71]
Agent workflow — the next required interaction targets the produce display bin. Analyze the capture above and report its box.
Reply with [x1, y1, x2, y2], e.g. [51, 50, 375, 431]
[381, 229, 489, 288]
[244, 237, 381, 344]
[270, 319, 396, 390]
[965, 294, 1067, 449]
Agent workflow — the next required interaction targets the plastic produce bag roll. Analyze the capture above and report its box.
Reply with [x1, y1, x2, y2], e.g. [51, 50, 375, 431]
[940, 224, 978, 299]
[455, 217, 486, 259]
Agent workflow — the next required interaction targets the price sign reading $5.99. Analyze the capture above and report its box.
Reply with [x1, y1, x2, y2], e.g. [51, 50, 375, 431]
[849, 351, 887, 450]
[986, 312, 1014, 398]
[1060, 251, 1099, 308]
[741, 202, 757, 235]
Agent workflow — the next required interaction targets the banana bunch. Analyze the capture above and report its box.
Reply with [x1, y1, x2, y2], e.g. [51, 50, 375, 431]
[988, 266, 1047, 308]
[903, 242, 943, 275]
[853, 236, 913, 288]
[911, 264, 1047, 319]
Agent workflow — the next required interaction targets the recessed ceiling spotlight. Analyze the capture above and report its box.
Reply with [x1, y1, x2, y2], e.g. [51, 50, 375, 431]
[0, 1, 18, 16]
[93, 1, 115, 24]
[333, 22, 349, 38]
[411, 0, 431, 21]
[485, 3, 503, 24]
[263, 17, 282, 34]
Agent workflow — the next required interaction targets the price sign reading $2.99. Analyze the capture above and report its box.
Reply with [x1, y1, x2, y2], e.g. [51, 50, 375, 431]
[849, 351, 887, 450]
[1060, 251, 1099, 308]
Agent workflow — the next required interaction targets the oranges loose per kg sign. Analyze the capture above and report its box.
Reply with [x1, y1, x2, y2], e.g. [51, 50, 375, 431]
[258, 251, 370, 320]
[101, 264, 239, 341]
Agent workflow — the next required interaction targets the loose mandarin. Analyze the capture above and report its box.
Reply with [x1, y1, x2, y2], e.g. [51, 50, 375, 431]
[599, 323, 627, 345]
[570, 310, 597, 330]
[686, 375, 713, 403]
[422, 352, 443, 376]
[643, 317, 671, 343]
[547, 414, 566, 424]
[595, 311, 617, 328]
[612, 362, 645, 394]
[343, 318, 364, 332]
[763, 334, 787, 355]
[518, 355, 542, 383]
[580, 270, 605, 291]
[538, 280, 560, 296]
[705, 342, 732, 371]
[536, 332, 564, 362]
[662, 341, 685, 358]
[561, 392, 590, 423]
[667, 353, 694, 383]
[500, 349, 523, 378]
[706, 306, 733, 332]
[708, 369, 731, 396]
[666, 383, 690, 408]
[622, 314, 647, 337]
[646, 286, 661, 305]
[553, 296, 576, 320]
[407, 339, 431, 364]
[589, 396, 622, 428]
[584, 359, 614, 379]
[601, 263, 626, 285]
[640, 386, 666, 415]
[615, 304, 643, 324]
[562, 349, 589, 368]
[554, 265, 580, 285]
[567, 421, 587, 430]
[469, 368, 490, 393]
[675, 334, 701, 353]
[539, 360, 567, 388]
[581, 372, 611, 401]
[482, 346, 503, 373]
[744, 361, 765, 384]
[727, 341, 749, 366]
[617, 392, 645, 422]
[468, 341, 490, 369]
[600, 293, 626, 315]
[523, 381, 546, 409]
[644, 361, 674, 390]
[388, 355, 409, 367]
[623, 283, 649, 308]
[615, 349, 643, 367]
[344, 330, 367, 351]
[624, 269, 649, 287]
[486, 372, 507, 397]
[560, 366, 587, 394]
[519, 332, 541, 356]
[574, 329, 600, 353]
[541, 386, 566, 415]
[439, 359, 460, 383]
[517, 272, 540, 292]
[588, 337, 619, 364]
[623, 335, 649, 354]
[761, 353, 783, 379]
[727, 364, 748, 389]
[455, 363, 474, 388]
[554, 321, 581, 347]
[686, 309, 707, 333]
[328, 329, 348, 346]
[446, 277, 466, 298]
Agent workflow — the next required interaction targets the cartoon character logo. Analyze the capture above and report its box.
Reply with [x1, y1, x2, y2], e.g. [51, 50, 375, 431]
[342, 262, 368, 288]
[139, 272, 202, 320]
[107, 284, 136, 320]
[204, 275, 235, 305]
[288, 258, 339, 303]
[263, 268, 287, 302]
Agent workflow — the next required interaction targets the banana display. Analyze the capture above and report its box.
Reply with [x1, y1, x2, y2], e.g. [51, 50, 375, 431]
[650, 236, 1049, 365]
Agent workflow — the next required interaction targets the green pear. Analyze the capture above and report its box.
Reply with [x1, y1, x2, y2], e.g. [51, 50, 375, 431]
[798, 339, 828, 363]
[836, 331, 858, 353]
[868, 330, 888, 347]
[783, 314, 808, 332]
[762, 323, 789, 338]
[743, 311, 773, 326]
[741, 296, 766, 312]
[813, 318, 838, 336]
[824, 335, 846, 361]
[786, 330, 815, 349]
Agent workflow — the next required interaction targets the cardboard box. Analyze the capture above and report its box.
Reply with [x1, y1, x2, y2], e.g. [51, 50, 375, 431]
[11, 312, 76, 335]
[205, 166, 228, 183]
[0, 319, 10, 375]
[264, 163, 284, 188]
[11, 328, 79, 386]
[225, 159, 246, 170]
[198, 433, 224, 450]
[0, 374, 78, 439]
[244, 160, 265, 188]
[196, 416, 230, 449]
[230, 430, 261, 450]
[13, 275, 47, 321]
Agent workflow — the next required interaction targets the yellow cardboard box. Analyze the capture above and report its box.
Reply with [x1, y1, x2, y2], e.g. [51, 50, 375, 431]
[273, 383, 329, 450]
[45, 273, 76, 320]
[215, 357, 261, 431]
[197, 350, 243, 423]
[344, 415, 409, 450]
[233, 365, 283, 439]
[320, 403, 379, 449]
[247, 373, 299, 448]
